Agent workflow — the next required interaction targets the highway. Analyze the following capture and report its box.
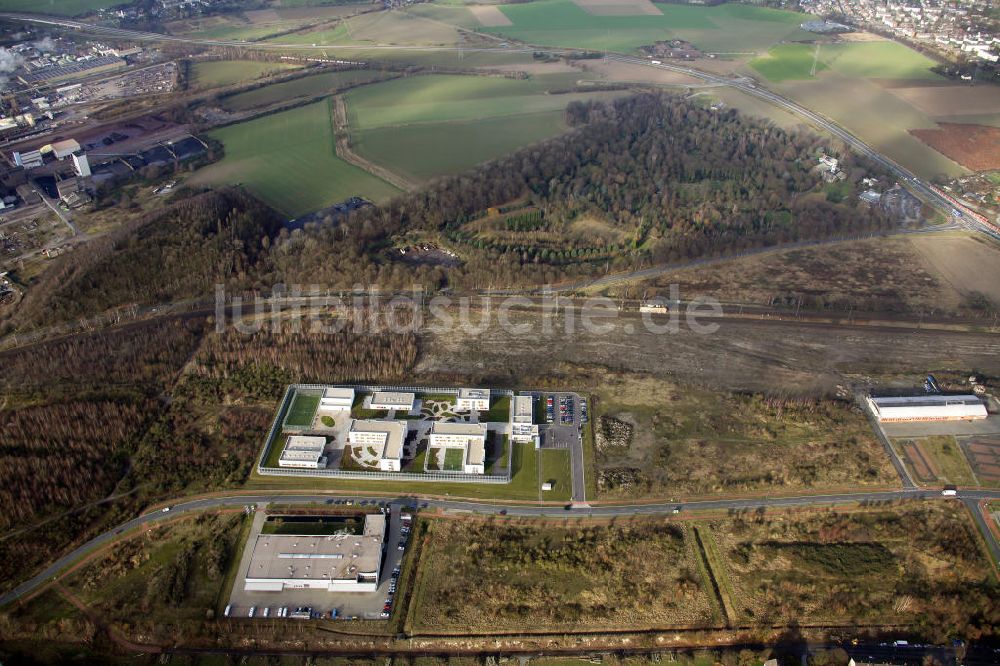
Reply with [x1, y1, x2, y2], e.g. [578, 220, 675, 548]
[3, 487, 1000, 609]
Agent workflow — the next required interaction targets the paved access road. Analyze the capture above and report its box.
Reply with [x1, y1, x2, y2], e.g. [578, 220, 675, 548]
[4, 487, 999, 609]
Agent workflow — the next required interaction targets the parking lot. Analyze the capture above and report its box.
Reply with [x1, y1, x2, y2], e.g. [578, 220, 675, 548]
[539, 392, 588, 502]
[225, 502, 412, 620]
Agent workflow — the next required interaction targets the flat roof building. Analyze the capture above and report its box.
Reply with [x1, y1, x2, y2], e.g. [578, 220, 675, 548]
[510, 395, 539, 446]
[243, 513, 386, 593]
[868, 395, 987, 422]
[320, 387, 354, 412]
[279, 435, 327, 469]
[429, 421, 487, 474]
[370, 391, 415, 412]
[348, 419, 406, 471]
[456, 388, 490, 412]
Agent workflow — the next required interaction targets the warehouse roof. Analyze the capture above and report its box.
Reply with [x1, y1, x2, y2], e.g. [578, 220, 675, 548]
[246, 514, 385, 583]
[870, 395, 984, 408]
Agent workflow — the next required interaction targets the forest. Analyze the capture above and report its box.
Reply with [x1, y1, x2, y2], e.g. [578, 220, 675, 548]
[2, 93, 897, 334]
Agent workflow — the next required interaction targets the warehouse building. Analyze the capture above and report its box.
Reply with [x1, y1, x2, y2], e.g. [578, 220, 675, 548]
[319, 387, 354, 412]
[867, 395, 987, 422]
[456, 388, 490, 412]
[510, 395, 540, 446]
[19, 55, 126, 85]
[370, 391, 415, 412]
[429, 421, 487, 474]
[278, 435, 328, 469]
[348, 419, 405, 471]
[243, 513, 386, 593]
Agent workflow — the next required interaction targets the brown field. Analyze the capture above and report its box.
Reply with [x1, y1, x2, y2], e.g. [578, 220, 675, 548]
[837, 31, 889, 42]
[629, 235, 969, 314]
[900, 439, 938, 483]
[469, 5, 513, 26]
[408, 504, 997, 637]
[888, 84, 1000, 117]
[908, 233, 1000, 308]
[910, 123, 1000, 171]
[587, 372, 898, 499]
[776, 74, 967, 179]
[573, 0, 662, 16]
[964, 438, 1000, 484]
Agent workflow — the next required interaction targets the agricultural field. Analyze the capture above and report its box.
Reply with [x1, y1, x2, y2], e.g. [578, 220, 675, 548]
[818, 41, 940, 80]
[222, 69, 392, 111]
[590, 373, 898, 498]
[271, 9, 464, 46]
[189, 60, 300, 89]
[344, 73, 626, 182]
[749, 43, 826, 82]
[474, 0, 817, 55]
[190, 100, 398, 217]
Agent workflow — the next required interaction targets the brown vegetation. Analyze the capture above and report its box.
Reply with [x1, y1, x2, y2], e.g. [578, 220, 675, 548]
[910, 123, 1000, 171]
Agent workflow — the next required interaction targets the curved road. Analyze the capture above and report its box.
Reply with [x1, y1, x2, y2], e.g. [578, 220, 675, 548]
[3, 487, 999, 609]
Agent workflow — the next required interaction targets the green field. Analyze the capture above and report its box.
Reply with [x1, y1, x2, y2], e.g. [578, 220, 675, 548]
[477, 0, 815, 54]
[284, 391, 320, 427]
[190, 60, 299, 89]
[345, 73, 624, 182]
[443, 448, 465, 471]
[0, 0, 115, 15]
[192, 100, 398, 217]
[750, 43, 827, 82]
[223, 70, 390, 111]
[540, 448, 572, 500]
[353, 112, 569, 182]
[819, 41, 940, 80]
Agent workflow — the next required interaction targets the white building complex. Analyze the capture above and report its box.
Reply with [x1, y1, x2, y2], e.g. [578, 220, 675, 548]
[429, 421, 487, 474]
[456, 388, 490, 412]
[278, 436, 327, 469]
[243, 514, 386, 593]
[370, 391, 415, 412]
[510, 395, 540, 446]
[348, 419, 406, 471]
[868, 395, 988, 422]
[319, 387, 354, 412]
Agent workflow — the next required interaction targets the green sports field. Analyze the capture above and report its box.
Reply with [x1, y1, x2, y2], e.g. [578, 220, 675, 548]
[192, 100, 398, 217]
[223, 70, 391, 111]
[750, 43, 827, 82]
[190, 60, 300, 89]
[284, 391, 321, 428]
[345, 73, 625, 182]
[477, 0, 815, 54]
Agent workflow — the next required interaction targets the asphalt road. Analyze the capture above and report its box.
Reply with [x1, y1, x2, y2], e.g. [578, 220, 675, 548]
[4, 487, 1000, 610]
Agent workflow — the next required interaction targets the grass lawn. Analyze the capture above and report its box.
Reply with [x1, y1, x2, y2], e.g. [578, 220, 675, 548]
[540, 448, 572, 500]
[478, 0, 815, 54]
[189, 60, 299, 89]
[818, 41, 941, 80]
[484, 395, 511, 423]
[443, 448, 465, 471]
[222, 69, 391, 111]
[284, 390, 320, 428]
[248, 442, 543, 500]
[921, 436, 979, 486]
[750, 43, 826, 82]
[0, 0, 116, 15]
[192, 100, 398, 217]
